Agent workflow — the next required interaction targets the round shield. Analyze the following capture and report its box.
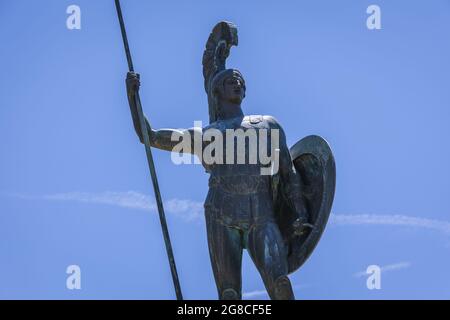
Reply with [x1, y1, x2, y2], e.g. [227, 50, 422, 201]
[274, 135, 336, 274]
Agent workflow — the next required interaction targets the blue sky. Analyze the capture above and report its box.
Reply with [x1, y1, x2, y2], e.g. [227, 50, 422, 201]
[1, 0, 450, 299]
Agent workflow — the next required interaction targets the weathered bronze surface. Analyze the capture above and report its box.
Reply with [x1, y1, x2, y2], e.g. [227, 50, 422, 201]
[276, 135, 335, 274]
[125, 21, 336, 300]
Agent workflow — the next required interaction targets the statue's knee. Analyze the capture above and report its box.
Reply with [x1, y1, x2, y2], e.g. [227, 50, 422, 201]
[273, 275, 294, 300]
[221, 288, 240, 300]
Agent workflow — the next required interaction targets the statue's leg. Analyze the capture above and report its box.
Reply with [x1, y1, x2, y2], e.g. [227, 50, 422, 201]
[205, 211, 243, 300]
[247, 220, 295, 300]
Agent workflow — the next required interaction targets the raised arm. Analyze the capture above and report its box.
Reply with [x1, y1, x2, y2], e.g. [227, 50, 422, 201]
[126, 72, 198, 153]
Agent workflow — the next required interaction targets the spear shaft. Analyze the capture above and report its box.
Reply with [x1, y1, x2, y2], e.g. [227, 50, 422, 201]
[114, 0, 183, 300]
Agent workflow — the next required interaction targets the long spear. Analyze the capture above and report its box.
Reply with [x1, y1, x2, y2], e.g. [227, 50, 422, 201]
[114, 0, 183, 300]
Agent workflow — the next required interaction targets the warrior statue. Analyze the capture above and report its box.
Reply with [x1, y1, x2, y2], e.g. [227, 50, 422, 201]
[125, 21, 335, 300]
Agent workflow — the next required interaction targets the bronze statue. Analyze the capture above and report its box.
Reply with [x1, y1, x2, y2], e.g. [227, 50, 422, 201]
[125, 21, 336, 300]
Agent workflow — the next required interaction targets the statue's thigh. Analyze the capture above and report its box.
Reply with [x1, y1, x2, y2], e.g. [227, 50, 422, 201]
[205, 213, 243, 296]
[247, 220, 289, 281]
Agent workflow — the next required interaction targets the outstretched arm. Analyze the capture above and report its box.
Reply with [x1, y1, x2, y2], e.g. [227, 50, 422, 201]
[126, 72, 198, 153]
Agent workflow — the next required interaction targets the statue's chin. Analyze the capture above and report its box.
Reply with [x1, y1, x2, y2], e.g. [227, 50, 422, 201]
[220, 98, 240, 106]
[229, 97, 243, 105]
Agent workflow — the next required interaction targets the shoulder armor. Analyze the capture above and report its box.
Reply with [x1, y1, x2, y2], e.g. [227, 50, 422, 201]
[244, 115, 263, 124]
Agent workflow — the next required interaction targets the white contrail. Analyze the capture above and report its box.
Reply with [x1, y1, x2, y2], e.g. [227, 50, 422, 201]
[242, 289, 268, 299]
[43, 191, 156, 210]
[7, 192, 450, 233]
[330, 214, 450, 235]
[243, 284, 310, 299]
[353, 261, 412, 278]
[12, 191, 204, 222]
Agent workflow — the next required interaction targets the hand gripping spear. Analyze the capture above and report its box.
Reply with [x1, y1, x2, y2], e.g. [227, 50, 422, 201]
[114, 0, 183, 300]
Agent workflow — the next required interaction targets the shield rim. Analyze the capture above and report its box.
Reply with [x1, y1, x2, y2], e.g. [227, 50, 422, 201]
[286, 135, 336, 273]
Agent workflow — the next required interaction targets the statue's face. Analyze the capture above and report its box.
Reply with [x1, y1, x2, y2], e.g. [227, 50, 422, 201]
[221, 75, 245, 104]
